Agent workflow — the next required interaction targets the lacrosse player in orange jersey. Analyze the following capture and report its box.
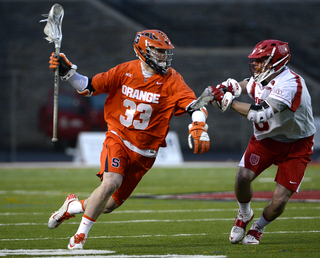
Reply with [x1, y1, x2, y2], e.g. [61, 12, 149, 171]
[47, 29, 210, 250]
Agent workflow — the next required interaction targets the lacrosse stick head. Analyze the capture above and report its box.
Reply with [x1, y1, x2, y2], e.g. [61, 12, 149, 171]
[189, 87, 214, 110]
[40, 4, 64, 48]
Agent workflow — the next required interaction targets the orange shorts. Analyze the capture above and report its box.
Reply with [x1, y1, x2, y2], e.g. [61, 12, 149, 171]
[96, 131, 156, 206]
[241, 135, 314, 192]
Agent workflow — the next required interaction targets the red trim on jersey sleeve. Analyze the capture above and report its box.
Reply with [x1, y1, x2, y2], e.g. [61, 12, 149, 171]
[290, 70, 302, 112]
[247, 79, 256, 100]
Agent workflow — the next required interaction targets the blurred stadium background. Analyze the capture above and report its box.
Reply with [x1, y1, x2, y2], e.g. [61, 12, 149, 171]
[1, 0, 320, 163]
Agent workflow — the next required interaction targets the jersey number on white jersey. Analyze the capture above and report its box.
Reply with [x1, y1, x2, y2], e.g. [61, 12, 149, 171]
[255, 121, 269, 131]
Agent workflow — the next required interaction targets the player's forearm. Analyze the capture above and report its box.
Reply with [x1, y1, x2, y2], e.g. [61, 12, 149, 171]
[230, 100, 251, 118]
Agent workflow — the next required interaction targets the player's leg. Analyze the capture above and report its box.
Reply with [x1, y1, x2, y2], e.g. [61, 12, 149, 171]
[68, 172, 123, 250]
[263, 183, 294, 221]
[68, 134, 156, 250]
[229, 166, 256, 244]
[83, 172, 123, 218]
[104, 196, 120, 213]
[68, 133, 127, 250]
[48, 189, 119, 230]
[242, 183, 294, 245]
[242, 136, 313, 245]
[229, 136, 273, 244]
[235, 166, 256, 203]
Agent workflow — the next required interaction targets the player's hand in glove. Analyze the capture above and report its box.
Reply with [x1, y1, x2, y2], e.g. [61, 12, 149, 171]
[207, 86, 233, 112]
[188, 121, 210, 154]
[49, 52, 77, 81]
[216, 78, 242, 97]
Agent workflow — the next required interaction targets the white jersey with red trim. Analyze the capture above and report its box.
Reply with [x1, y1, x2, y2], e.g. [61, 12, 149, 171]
[246, 67, 316, 141]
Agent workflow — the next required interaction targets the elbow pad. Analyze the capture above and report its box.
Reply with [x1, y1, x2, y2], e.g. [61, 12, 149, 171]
[247, 101, 274, 123]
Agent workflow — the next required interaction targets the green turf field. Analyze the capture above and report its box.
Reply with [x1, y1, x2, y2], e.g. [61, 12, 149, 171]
[0, 163, 319, 257]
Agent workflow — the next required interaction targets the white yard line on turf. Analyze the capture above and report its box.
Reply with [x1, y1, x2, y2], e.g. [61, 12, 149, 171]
[0, 248, 226, 258]
[1, 230, 320, 243]
[0, 208, 242, 216]
[0, 233, 208, 242]
[0, 216, 320, 228]
[0, 249, 114, 256]
[0, 206, 319, 216]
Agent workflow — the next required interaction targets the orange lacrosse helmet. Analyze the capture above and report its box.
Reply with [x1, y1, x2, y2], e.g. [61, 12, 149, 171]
[133, 29, 174, 74]
[248, 39, 291, 83]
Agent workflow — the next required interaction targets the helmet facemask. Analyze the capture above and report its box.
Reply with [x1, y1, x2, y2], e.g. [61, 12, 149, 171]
[249, 55, 274, 84]
[145, 46, 173, 75]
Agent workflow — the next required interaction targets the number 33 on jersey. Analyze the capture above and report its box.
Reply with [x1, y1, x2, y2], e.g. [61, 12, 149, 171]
[91, 59, 197, 151]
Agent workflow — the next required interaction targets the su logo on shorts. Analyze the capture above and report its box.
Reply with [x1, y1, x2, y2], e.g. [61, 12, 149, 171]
[250, 154, 260, 166]
[111, 157, 120, 168]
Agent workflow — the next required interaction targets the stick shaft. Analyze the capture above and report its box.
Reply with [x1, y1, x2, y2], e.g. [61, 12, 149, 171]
[52, 47, 60, 143]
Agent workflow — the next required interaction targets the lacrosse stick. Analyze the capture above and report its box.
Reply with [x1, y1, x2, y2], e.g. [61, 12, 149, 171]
[40, 3, 64, 143]
[189, 87, 214, 111]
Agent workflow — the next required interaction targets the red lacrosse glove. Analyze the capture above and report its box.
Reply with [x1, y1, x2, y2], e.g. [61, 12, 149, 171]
[216, 78, 242, 97]
[207, 86, 233, 112]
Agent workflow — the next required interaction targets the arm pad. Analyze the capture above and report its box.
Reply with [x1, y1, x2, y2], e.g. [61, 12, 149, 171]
[67, 72, 96, 97]
[247, 101, 274, 123]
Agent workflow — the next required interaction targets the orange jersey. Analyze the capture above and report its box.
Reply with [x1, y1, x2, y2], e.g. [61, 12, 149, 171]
[91, 60, 196, 150]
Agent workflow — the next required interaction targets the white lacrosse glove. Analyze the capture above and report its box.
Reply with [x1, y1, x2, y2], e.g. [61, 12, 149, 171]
[188, 122, 210, 154]
[216, 78, 242, 97]
[247, 101, 275, 123]
[49, 52, 77, 81]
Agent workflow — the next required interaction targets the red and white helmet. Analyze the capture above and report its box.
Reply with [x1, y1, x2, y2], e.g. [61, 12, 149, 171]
[248, 39, 291, 83]
[133, 29, 174, 75]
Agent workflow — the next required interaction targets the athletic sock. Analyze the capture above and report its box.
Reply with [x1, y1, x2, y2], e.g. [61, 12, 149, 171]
[256, 213, 271, 228]
[75, 214, 96, 238]
[238, 201, 251, 214]
[68, 200, 85, 215]
[79, 199, 86, 211]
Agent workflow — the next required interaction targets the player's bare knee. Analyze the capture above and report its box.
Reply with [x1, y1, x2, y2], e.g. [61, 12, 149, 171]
[236, 167, 255, 184]
[100, 181, 120, 198]
[101, 172, 123, 192]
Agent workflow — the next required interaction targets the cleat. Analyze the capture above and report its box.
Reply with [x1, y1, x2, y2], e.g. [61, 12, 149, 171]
[229, 209, 254, 244]
[68, 233, 86, 250]
[48, 194, 78, 229]
[242, 222, 265, 245]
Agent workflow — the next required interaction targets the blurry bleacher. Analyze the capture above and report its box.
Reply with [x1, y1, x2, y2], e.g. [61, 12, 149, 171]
[1, 0, 320, 162]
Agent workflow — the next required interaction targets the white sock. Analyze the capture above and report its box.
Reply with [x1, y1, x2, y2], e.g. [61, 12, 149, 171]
[256, 213, 271, 228]
[68, 201, 84, 215]
[238, 201, 251, 214]
[75, 215, 96, 238]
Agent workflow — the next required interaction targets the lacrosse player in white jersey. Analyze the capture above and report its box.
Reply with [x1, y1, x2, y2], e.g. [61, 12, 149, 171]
[203, 39, 316, 245]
